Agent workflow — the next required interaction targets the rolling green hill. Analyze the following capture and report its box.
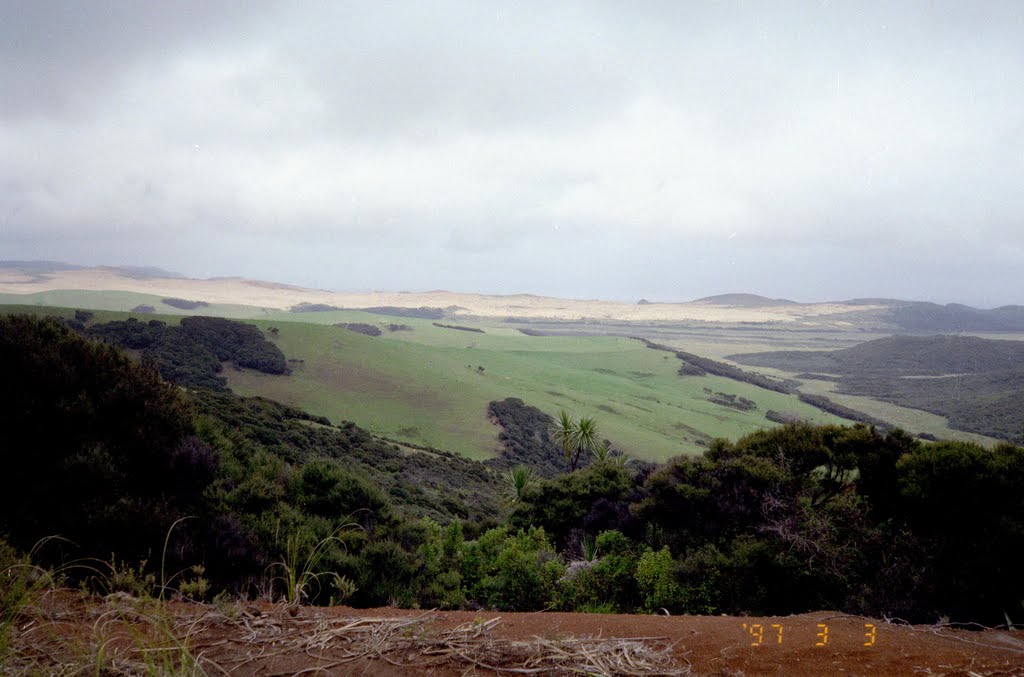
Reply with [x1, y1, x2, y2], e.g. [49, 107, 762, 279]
[0, 290, 271, 319]
[1, 303, 846, 461]
[223, 314, 849, 461]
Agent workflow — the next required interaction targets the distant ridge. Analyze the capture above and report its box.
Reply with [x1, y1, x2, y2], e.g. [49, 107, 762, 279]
[1, 262, 1022, 330]
[732, 334, 1024, 376]
[98, 265, 185, 280]
[0, 261, 183, 280]
[843, 298, 905, 306]
[890, 302, 1024, 332]
[0, 260, 84, 272]
[691, 293, 799, 307]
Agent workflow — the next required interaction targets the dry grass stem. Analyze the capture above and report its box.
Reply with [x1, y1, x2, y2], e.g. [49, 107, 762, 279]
[5, 596, 690, 676]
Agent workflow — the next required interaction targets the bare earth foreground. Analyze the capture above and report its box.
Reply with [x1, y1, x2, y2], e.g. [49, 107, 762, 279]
[7, 593, 1024, 676]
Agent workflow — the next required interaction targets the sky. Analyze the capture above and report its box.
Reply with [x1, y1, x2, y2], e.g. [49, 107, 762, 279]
[2, 1, 1023, 306]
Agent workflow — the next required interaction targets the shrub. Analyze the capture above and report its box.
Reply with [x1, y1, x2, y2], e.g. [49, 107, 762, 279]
[0, 315, 203, 565]
[462, 527, 563, 611]
[557, 530, 641, 612]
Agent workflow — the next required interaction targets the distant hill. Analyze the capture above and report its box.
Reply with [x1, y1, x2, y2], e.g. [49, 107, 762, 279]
[0, 260, 84, 272]
[2, 262, 1023, 331]
[732, 335, 1024, 376]
[0, 261, 183, 281]
[103, 265, 184, 280]
[731, 335, 1024, 441]
[890, 302, 1024, 332]
[691, 293, 799, 307]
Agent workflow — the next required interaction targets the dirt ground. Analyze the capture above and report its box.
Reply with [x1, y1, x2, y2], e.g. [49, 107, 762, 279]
[7, 593, 1024, 675]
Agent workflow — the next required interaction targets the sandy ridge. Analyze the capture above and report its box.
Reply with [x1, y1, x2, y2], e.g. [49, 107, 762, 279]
[0, 266, 884, 323]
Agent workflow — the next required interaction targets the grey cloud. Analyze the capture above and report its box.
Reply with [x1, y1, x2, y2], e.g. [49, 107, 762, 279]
[1, 1, 1023, 305]
[0, 1, 276, 120]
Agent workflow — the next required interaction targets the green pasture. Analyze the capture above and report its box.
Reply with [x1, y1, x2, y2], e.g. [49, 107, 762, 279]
[226, 316, 844, 461]
[15, 297, 980, 459]
[0, 290, 269, 319]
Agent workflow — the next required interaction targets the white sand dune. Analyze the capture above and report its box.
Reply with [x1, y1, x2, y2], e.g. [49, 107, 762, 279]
[0, 266, 883, 324]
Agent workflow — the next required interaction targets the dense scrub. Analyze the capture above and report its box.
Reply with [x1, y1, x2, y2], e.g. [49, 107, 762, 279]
[634, 338, 794, 393]
[733, 335, 1024, 440]
[433, 322, 485, 333]
[335, 322, 382, 336]
[735, 335, 1024, 376]
[0, 315, 208, 565]
[0, 315, 500, 605]
[836, 370, 1024, 440]
[191, 390, 503, 525]
[795, 392, 888, 429]
[706, 391, 757, 412]
[162, 297, 209, 310]
[289, 303, 342, 312]
[4, 314, 1023, 625]
[363, 306, 446, 319]
[87, 315, 288, 390]
[891, 302, 1024, 332]
[486, 397, 571, 477]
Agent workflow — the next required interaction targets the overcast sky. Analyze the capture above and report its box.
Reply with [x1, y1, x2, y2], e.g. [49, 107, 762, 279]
[2, 1, 1023, 305]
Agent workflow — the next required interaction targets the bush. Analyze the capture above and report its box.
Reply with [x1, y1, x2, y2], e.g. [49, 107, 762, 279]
[635, 547, 683, 613]
[0, 315, 203, 565]
[511, 463, 637, 548]
[462, 527, 563, 610]
[896, 441, 1024, 622]
[557, 530, 641, 613]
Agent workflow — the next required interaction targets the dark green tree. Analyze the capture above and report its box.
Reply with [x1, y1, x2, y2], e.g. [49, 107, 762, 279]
[0, 315, 209, 563]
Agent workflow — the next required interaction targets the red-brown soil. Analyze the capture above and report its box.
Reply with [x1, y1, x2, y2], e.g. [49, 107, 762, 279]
[7, 592, 1024, 675]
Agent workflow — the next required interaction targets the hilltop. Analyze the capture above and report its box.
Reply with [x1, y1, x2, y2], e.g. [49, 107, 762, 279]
[691, 292, 799, 307]
[3, 262, 1023, 332]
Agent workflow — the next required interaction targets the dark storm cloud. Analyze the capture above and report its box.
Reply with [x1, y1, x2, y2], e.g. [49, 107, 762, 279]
[1, 0, 1023, 304]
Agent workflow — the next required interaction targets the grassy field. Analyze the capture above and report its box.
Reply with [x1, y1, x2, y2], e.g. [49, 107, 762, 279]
[225, 312, 844, 460]
[0, 290, 272, 319]
[5, 292, 1002, 458]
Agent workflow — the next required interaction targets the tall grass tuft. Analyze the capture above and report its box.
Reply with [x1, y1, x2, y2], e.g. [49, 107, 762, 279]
[269, 524, 358, 609]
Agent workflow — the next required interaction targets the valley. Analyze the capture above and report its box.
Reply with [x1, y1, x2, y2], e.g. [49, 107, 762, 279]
[1, 264, 1018, 458]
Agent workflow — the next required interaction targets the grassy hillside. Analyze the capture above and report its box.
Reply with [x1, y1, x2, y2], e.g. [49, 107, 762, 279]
[0, 290, 270, 319]
[225, 314, 844, 461]
[0, 303, 845, 460]
[7, 297, 1011, 453]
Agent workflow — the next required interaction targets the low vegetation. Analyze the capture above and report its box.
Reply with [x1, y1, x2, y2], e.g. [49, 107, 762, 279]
[796, 392, 889, 429]
[433, 322, 485, 333]
[706, 390, 757, 412]
[86, 315, 288, 390]
[734, 335, 1024, 440]
[3, 312, 1023, 634]
[634, 337, 795, 393]
[162, 297, 209, 310]
[891, 301, 1024, 332]
[364, 306, 446, 319]
[290, 302, 342, 312]
[487, 397, 570, 477]
[335, 322, 382, 336]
